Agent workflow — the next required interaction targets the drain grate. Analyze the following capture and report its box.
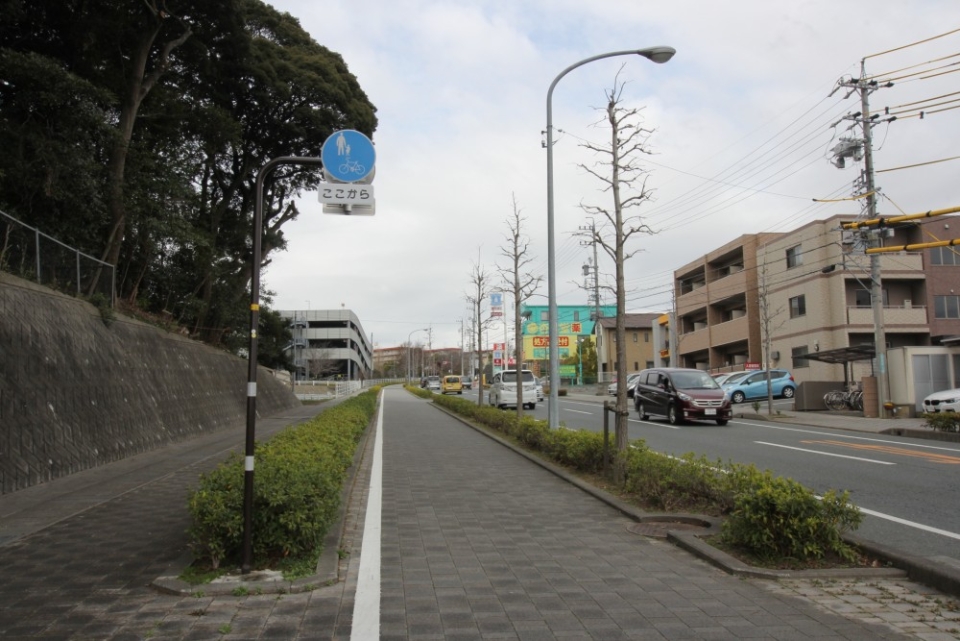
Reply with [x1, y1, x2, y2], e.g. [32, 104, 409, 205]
[626, 521, 710, 538]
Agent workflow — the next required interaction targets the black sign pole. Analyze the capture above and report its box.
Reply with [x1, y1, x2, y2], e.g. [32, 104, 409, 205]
[242, 156, 324, 573]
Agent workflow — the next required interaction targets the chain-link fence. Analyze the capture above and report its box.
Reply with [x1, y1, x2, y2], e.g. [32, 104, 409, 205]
[0, 209, 114, 306]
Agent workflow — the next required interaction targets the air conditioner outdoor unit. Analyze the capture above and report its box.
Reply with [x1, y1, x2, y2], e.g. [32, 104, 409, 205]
[770, 351, 780, 360]
[904, 299, 912, 309]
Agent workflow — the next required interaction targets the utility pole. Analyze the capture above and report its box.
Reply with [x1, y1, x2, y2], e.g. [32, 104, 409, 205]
[579, 219, 603, 392]
[831, 64, 896, 418]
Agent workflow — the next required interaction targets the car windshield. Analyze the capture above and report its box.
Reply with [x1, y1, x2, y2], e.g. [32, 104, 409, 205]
[444, 376, 459, 383]
[502, 371, 535, 383]
[722, 371, 752, 385]
[671, 371, 721, 390]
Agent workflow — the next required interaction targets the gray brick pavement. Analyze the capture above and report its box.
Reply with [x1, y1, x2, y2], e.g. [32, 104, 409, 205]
[0, 388, 929, 639]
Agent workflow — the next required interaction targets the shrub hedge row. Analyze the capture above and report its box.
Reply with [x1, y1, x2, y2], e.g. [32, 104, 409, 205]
[186, 388, 379, 570]
[422, 387, 863, 562]
[923, 412, 960, 432]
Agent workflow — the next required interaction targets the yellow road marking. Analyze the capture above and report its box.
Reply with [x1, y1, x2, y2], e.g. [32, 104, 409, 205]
[800, 440, 960, 465]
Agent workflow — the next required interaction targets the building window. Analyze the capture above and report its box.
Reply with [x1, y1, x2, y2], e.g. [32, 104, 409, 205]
[792, 346, 810, 368]
[573, 311, 580, 321]
[935, 295, 960, 319]
[646, 360, 654, 368]
[644, 332, 650, 343]
[634, 361, 639, 370]
[789, 295, 806, 318]
[931, 246, 960, 266]
[632, 332, 638, 343]
[786, 245, 802, 269]
[539, 311, 549, 322]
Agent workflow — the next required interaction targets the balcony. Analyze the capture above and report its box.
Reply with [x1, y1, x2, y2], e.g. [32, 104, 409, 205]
[710, 316, 750, 347]
[678, 327, 711, 354]
[845, 305, 928, 327]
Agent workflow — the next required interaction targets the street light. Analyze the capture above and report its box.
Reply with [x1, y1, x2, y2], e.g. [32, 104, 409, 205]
[406, 328, 427, 384]
[545, 46, 675, 428]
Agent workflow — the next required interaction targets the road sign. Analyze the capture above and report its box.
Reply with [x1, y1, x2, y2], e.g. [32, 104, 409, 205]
[318, 184, 375, 206]
[321, 130, 376, 183]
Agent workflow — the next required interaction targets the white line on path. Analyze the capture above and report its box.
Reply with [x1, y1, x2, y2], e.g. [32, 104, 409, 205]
[351, 395, 384, 640]
[628, 418, 681, 430]
[564, 409, 593, 415]
[755, 441, 896, 465]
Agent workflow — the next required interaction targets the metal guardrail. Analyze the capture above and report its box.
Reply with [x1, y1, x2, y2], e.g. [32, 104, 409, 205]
[0, 209, 115, 305]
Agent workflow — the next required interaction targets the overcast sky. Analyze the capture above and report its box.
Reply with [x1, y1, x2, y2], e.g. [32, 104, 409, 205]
[264, 1, 960, 351]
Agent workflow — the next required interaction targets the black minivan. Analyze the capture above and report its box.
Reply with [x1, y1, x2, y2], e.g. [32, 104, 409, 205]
[633, 368, 732, 426]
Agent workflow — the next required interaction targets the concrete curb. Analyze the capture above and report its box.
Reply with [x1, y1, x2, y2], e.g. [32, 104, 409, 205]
[428, 399, 960, 596]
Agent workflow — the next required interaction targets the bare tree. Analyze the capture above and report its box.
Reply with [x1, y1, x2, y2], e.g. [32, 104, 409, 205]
[466, 249, 496, 407]
[577, 73, 660, 484]
[307, 350, 341, 380]
[498, 194, 542, 419]
[757, 258, 788, 415]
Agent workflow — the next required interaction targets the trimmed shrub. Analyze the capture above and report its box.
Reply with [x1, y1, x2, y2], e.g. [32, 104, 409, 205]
[923, 412, 960, 432]
[720, 472, 862, 561]
[187, 389, 379, 570]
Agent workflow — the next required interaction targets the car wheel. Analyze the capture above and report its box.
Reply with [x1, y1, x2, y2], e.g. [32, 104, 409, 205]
[716, 419, 729, 426]
[732, 391, 746, 404]
[667, 404, 681, 425]
[637, 402, 649, 421]
[782, 386, 795, 399]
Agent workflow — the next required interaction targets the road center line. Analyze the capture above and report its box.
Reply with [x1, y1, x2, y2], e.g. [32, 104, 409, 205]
[564, 409, 593, 415]
[755, 441, 895, 464]
[351, 392, 384, 640]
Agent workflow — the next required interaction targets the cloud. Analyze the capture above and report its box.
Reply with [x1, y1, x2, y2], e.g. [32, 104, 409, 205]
[265, 0, 960, 353]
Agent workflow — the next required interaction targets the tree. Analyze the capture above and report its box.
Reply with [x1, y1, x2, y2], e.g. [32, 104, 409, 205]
[577, 73, 660, 484]
[466, 250, 496, 407]
[307, 350, 342, 380]
[498, 194, 542, 419]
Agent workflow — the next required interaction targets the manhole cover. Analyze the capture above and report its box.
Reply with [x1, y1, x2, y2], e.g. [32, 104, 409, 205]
[626, 521, 710, 538]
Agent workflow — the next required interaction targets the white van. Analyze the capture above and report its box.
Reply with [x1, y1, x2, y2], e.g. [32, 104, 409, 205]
[488, 369, 538, 410]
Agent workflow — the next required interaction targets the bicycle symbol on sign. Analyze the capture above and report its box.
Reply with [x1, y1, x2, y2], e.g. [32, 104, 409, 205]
[339, 158, 366, 175]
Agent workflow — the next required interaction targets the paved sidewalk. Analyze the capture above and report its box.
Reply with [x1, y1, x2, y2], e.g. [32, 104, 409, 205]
[0, 387, 953, 640]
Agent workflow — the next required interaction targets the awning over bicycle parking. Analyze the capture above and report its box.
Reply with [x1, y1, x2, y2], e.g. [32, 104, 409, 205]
[801, 344, 877, 389]
[801, 344, 876, 365]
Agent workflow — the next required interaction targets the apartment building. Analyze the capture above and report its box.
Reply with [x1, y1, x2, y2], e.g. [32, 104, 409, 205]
[673, 233, 780, 371]
[596, 313, 663, 377]
[673, 215, 960, 387]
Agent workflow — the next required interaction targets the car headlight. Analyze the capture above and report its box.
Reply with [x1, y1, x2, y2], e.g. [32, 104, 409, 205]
[677, 392, 693, 402]
[723, 392, 730, 403]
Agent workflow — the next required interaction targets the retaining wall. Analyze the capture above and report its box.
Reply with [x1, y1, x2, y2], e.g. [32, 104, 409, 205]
[0, 273, 300, 495]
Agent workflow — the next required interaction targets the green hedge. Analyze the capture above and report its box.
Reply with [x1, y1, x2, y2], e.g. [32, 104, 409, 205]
[923, 412, 960, 432]
[423, 387, 862, 562]
[186, 389, 379, 570]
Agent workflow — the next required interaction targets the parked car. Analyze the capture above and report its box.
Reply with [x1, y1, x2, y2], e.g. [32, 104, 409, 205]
[922, 387, 960, 413]
[712, 371, 751, 387]
[535, 377, 544, 402]
[607, 373, 642, 397]
[441, 375, 463, 394]
[461, 376, 473, 390]
[721, 369, 796, 404]
[425, 376, 441, 391]
[633, 367, 732, 426]
[488, 369, 538, 410]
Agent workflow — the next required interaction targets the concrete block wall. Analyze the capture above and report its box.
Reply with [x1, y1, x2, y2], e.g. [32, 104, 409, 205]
[0, 273, 301, 495]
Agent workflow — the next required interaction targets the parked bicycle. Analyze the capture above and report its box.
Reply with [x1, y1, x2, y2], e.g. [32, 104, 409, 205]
[823, 385, 863, 411]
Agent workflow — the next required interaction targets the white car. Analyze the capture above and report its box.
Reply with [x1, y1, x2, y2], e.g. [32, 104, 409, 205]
[608, 373, 642, 397]
[922, 388, 960, 413]
[535, 378, 544, 402]
[488, 369, 538, 410]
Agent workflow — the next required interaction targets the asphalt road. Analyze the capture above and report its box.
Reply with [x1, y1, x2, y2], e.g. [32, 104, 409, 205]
[449, 387, 960, 563]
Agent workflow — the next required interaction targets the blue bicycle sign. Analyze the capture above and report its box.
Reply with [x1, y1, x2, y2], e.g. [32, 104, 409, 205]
[321, 130, 375, 183]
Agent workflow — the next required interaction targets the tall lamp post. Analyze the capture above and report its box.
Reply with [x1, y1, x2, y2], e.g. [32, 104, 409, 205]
[545, 47, 675, 429]
[406, 328, 427, 384]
